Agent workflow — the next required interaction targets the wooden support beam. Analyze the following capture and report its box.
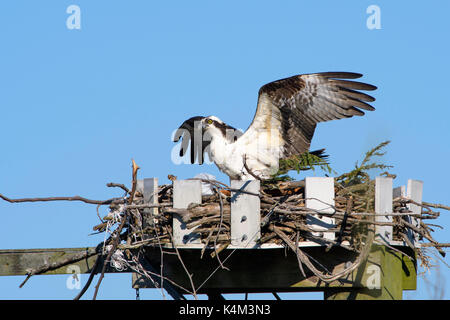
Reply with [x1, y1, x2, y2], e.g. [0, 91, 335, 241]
[136, 245, 415, 294]
[0, 245, 416, 297]
[323, 177, 419, 300]
[324, 245, 411, 300]
[0, 247, 102, 276]
[230, 180, 260, 247]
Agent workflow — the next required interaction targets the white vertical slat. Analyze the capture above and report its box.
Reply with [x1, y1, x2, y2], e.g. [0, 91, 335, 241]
[173, 179, 202, 246]
[407, 179, 423, 247]
[393, 185, 406, 199]
[230, 180, 260, 247]
[142, 178, 158, 228]
[132, 178, 158, 287]
[375, 176, 393, 243]
[305, 177, 335, 241]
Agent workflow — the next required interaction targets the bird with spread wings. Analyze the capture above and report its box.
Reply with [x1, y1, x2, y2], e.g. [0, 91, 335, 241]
[173, 72, 377, 181]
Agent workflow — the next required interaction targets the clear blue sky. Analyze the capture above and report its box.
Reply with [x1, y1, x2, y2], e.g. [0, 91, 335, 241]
[0, 1, 449, 300]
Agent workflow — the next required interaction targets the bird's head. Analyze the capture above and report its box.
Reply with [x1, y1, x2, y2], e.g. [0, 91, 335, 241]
[201, 116, 225, 142]
[202, 116, 224, 129]
[202, 116, 242, 143]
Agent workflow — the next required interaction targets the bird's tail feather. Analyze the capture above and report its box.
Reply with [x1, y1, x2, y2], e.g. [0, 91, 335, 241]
[309, 148, 329, 163]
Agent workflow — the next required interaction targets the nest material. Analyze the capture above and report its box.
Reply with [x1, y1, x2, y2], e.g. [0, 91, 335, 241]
[89, 170, 448, 298]
[18, 141, 442, 299]
[5, 143, 448, 300]
[117, 177, 442, 254]
[98, 141, 449, 294]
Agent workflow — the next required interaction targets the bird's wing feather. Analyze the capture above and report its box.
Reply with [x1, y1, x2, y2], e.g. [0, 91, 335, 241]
[173, 116, 210, 164]
[243, 72, 377, 158]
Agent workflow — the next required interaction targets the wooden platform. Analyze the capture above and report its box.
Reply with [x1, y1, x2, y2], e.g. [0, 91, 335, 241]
[0, 243, 416, 300]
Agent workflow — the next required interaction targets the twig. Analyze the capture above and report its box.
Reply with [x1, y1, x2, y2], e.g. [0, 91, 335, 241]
[165, 226, 198, 300]
[128, 159, 140, 205]
[73, 253, 102, 300]
[126, 203, 172, 210]
[148, 212, 167, 299]
[333, 196, 353, 248]
[106, 182, 130, 194]
[189, 178, 260, 197]
[273, 222, 374, 283]
[92, 159, 140, 300]
[421, 243, 450, 248]
[294, 231, 306, 277]
[421, 201, 450, 211]
[19, 248, 98, 288]
[210, 241, 230, 258]
[212, 186, 229, 270]
[138, 253, 187, 300]
[201, 227, 216, 259]
[0, 194, 123, 206]
[92, 215, 128, 300]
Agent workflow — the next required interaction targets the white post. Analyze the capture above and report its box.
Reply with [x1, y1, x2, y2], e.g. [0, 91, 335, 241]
[230, 180, 260, 247]
[393, 185, 406, 199]
[142, 178, 158, 228]
[133, 178, 158, 287]
[172, 179, 202, 246]
[305, 177, 336, 241]
[375, 176, 393, 244]
[407, 179, 423, 247]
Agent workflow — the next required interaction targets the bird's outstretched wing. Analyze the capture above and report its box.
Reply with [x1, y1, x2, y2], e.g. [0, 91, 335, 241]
[245, 72, 377, 158]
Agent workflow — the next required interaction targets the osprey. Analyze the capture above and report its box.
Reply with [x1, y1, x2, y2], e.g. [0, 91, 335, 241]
[173, 72, 376, 181]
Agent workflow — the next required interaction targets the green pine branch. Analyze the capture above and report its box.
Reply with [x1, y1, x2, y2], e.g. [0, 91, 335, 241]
[264, 140, 393, 186]
[336, 140, 393, 187]
[266, 152, 335, 184]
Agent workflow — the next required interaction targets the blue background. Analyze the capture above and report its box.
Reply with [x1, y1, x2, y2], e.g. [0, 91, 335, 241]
[0, 1, 449, 300]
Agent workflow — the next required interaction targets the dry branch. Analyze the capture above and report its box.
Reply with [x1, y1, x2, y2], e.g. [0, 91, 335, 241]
[0, 194, 123, 206]
[20, 248, 98, 288]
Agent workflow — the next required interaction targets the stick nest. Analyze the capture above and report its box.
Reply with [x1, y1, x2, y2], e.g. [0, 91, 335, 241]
[94, 141, 449, 291]
[4, 141, 449, 299]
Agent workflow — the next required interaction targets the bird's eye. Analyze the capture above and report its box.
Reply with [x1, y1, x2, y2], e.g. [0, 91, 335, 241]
[207, 119, 213, 124]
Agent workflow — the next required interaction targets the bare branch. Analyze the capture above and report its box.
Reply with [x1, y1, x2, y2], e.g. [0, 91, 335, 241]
[0, 193, 123, 206]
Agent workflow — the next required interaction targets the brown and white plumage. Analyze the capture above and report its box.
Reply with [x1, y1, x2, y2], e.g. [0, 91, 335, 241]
[173, 72, 377, 180]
